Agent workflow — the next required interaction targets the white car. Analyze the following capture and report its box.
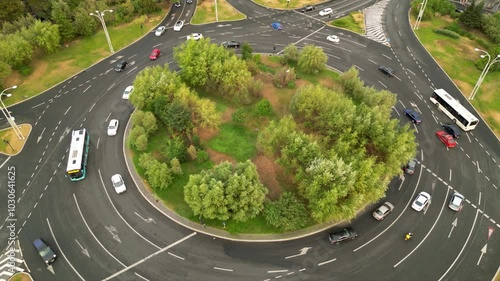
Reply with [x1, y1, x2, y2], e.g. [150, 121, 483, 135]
[187, 33, 203, 41]
[411, 191, 431, 212]
[155, 26, 166, 36]
[122, 86, 134, 100]
[448, 192, 464, 211]
[107, 119, 119, 136]
[111, 174, 126, 194]
[173, 20, 184, 31]
[319, 8, 333, 16]
[326, 35, 340, 43]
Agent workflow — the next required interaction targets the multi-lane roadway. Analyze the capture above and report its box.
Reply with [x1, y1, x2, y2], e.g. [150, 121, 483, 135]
[0, 0, 498, 280]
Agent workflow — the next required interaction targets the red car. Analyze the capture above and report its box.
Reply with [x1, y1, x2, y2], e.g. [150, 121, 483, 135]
[149, 48, 161, 60]
[436, 130, 456, 148]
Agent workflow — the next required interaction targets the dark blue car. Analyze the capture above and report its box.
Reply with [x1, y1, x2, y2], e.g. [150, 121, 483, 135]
[33, 238, 57, 265]
[271, 22, 283, 30]
[403, 109, 421, 124]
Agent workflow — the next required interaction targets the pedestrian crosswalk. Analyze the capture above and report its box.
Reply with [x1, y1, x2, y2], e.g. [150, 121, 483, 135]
[363, 0, 391, 45]
[0, 242, 26, 281]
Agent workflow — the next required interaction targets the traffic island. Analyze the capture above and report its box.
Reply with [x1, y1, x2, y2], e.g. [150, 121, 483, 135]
[8, 272, 34, 281]
[0, 124, 32, 156]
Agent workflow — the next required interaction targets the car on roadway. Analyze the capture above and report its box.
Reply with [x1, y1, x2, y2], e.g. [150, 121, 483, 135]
[319, 8, 333, 16]
[328, 227, 357, 244]
[442, 123, 461, 138]
[187, 33, 203, 41]
[222, 41, 241, 48]
[187, 0, 193, 3]
[436, 130, 457, 148]
[33, 238, 57, 265]
[301, 5, 315, 12]
[122, 86, 134, 100]
[378, 65, 395, 76]
[115, 60, 127, 72]
[111, 174, 127, 194]
[455, 8, 464, 13]
[149, 48, 161, 60]
[411, 191, 431, 212]
[403, 109, 422, 124]
[107, 119, 119, 136]
[372, 202, 395, 221]
[448, 192, 464, 211]
[404, 158, 418, 175]
[326, 35, 340, 43]
[271, 22, 283, 30]
[173, 20, 184, 31]
[174, 1, 181, 7]
[155, 26, 166, 36]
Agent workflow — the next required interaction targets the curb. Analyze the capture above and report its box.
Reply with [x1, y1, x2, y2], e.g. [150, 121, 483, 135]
[407, 9, 499, 142]
[8, 272, 34, 281]
[0, 124, 32, 157]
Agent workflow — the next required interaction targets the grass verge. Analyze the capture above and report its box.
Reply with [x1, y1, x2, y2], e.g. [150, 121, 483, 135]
[3, 12, 165, 106]
[191, 0, 245, 24]
[330, 12, 365, 34]
[252, 0, 323, 9]
[413, 15, 500, 136]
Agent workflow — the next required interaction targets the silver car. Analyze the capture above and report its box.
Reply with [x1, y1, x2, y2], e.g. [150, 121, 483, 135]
[448, 192, 464, 211]
[372, 202, 395, 220]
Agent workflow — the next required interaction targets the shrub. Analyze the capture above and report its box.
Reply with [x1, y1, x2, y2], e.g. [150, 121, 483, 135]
[246, 60, 260, 75]
[287, 81, 296, 89]
[187, 145, 198, 160]
[247, 79, 264, 98]
[232, 108, 248, 122]
[170, 157, 183, 175]
[196, 150, 209, 163]
[255, 99, 273, 116]
[18, 65, 32, 76]
[164, 136, 188, 162]
[433, 28, 460, 39]
[264, 192, 309, 231]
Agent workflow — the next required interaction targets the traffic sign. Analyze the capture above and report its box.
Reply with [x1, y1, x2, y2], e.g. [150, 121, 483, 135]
[487, 226, 494, 240]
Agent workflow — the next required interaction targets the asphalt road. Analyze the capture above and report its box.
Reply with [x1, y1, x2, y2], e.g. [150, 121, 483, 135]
[0, 0, 498, 280]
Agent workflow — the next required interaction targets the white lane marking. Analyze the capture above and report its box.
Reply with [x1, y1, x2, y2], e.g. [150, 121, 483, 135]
[64, 106, 71, 115]
[277, 26, 325, 55]
[47, 218, 86, 281]
[89, 103, 96, 112]
[102, 232, 197, 281]
[168, 252, 185, 260]
[268, 270, 288, 273]
[98, 169, 161, 250]
[214, 267, 234, 272]
[83, 85, 91, 93]
[135, 272, 149, 281]
[32, 102, 46, 109]
[0, 157, 11, 169]
[73, 194, 126, 267]
[382, 54, 392, 60]
[318, 258, 336, 266]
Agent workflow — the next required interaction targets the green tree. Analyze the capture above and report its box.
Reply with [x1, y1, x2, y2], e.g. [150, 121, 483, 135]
[133, 110, 158, 135]
[459, 0, 484, 29]
[73, 6, 97, 37]
[138, 153, 155, 170]
[0, 34, 33, 69]
[0, 61, 12, 83]
[482, 13, 500, 44]
[264, 192, 309, 231]
[131, 0, 159, 14]
[187, 145, 197, 160]
[298, 44, 327, 74]
[146, 161, 173, 190]
[282, 44, 299, 64]
[184, 161, 267, 221]
[170, 157, 183, 175]
[129, 126, 148, 151]
[51, 0, 75, 42]
[164, 136, 188, 162]
[20, 20, 61, 54]
[0, 0, 25, 23]
[241, 43, 253, 60]
[164, 101, 192, 132]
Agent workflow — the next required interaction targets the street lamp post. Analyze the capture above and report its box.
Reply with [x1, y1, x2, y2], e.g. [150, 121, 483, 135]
[414, 0, 429, 30]
[0, 85, 25, 140]
[90, 10, 114, 53]
[3, 139, 14, 151]
[469, 48, 500, 100]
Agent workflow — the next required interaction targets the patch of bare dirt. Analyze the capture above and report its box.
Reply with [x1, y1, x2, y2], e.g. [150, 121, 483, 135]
[206, 148, 236, 164]
[222, 107, 236, 122]
[252, 154, 288, 200]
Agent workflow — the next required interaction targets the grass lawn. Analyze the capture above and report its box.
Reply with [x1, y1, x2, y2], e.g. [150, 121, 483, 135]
[3, 12, 165, 106]
[330, 12, 365, 34]
[208, 123, 258, 162]
[413, 16, 500, 136]
[191, 0, 244, 24]
[8, 273, 32, 281]
[252, 0, 323, 9]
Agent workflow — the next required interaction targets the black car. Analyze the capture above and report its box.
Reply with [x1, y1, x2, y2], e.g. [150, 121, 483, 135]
[115, 60, 127, 72]
[404, 158, 418, 175]
[442, 123, 461, 138]
[174, 2, 181, 7]
[301, 5, 315, 12]
[378, 66, 395, 76]
[403, 109, 422, 124]
[222, 41, 240, 48]
[33, 238, 57, 265]
[328, 227, 357, 244]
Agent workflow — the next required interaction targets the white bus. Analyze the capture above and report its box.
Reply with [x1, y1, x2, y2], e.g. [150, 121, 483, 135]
[66, 128, 90, 181]
[430, 89, 479, 131]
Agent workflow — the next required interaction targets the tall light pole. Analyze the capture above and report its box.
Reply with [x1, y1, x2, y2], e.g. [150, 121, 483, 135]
[469, 48, 500, 100]
[414, 0, 429, 30]
[0, 86, 25, 140]
[90, 10, 114, 53]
